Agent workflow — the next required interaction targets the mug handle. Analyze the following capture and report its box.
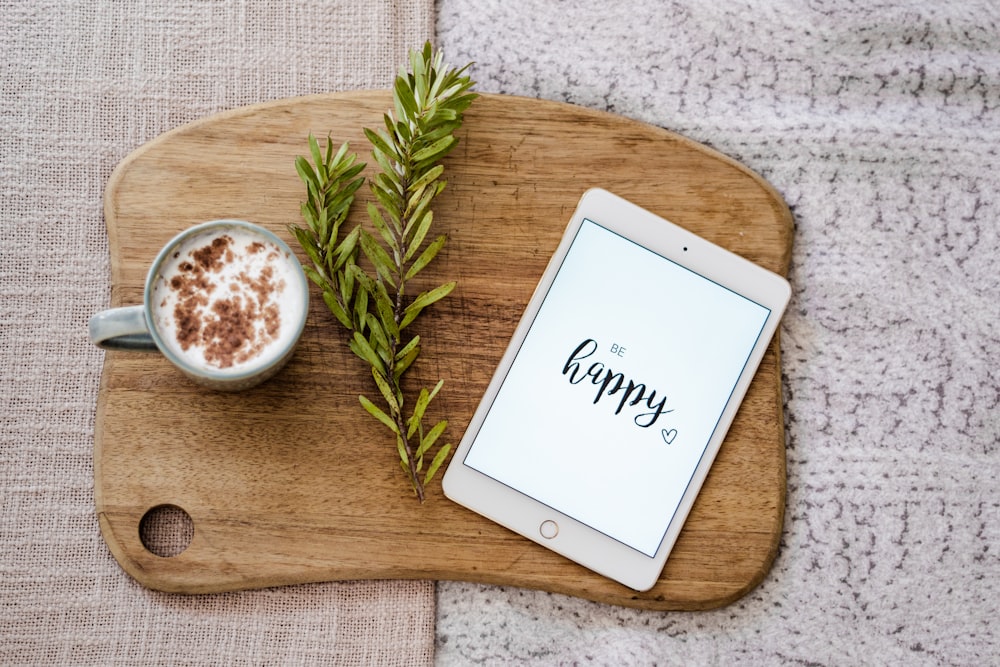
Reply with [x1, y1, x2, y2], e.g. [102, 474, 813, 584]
[89, 306, 158, 351]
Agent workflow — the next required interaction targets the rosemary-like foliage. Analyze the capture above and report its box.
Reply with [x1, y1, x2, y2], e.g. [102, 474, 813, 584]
[289, 43, 477, 502]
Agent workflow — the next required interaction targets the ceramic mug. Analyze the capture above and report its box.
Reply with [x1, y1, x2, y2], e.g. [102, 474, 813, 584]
[89, 220, 309, 391]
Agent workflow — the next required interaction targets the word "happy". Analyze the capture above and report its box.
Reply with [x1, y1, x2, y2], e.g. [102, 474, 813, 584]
[562, 338, 672, 428]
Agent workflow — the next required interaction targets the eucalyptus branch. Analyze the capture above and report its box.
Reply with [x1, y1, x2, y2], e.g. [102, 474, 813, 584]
[289, 43, 476, 502]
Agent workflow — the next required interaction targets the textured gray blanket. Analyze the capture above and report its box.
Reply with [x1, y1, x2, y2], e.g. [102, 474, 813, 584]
[436, 1, 998, 664]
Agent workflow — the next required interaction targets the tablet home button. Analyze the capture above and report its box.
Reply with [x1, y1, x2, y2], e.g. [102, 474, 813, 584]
[539, 520, 559, 539]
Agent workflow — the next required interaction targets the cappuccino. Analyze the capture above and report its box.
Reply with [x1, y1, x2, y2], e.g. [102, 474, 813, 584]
[150, 226, 307, 374]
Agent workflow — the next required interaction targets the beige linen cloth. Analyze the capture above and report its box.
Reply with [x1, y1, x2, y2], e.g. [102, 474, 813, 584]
[1, 2, 436, 664]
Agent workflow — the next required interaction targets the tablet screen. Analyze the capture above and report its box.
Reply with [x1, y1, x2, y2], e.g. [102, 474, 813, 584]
[462, 218, 773, 557]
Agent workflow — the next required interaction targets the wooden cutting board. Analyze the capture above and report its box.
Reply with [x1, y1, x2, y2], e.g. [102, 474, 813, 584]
[95, 91, 793, 610]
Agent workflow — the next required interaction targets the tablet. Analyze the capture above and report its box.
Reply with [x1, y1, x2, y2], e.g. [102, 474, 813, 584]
[442, 188, 791, 591]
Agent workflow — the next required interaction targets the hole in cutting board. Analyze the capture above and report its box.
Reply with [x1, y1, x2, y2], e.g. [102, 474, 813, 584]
[139, 504, 194, 557]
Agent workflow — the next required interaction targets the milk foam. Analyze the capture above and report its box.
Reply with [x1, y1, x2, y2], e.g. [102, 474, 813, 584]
[150, 228, 306, 373]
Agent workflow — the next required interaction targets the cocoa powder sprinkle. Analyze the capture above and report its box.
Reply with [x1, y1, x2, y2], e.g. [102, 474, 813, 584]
[166, 234, 285, 369]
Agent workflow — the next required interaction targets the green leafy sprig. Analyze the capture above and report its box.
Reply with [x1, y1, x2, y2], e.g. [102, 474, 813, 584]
[289, 43, 476, 502]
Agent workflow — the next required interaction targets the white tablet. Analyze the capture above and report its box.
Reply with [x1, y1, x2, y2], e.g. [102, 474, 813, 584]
[442, 188, 791, 591]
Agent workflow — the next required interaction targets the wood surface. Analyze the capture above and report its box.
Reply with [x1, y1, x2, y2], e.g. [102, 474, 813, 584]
[95, 91, 793, 610]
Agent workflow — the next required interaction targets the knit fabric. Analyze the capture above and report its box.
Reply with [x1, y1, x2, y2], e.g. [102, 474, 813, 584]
[436, 1, 999, 663]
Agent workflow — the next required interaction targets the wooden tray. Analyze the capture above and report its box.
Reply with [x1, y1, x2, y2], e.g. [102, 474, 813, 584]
[95, 91, 793, 610]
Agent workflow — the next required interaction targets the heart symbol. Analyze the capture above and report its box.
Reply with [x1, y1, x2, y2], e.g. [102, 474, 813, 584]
[661, 429, 678, 445]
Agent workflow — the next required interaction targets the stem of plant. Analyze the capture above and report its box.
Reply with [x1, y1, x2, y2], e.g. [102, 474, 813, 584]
[384, 166, 422, 501]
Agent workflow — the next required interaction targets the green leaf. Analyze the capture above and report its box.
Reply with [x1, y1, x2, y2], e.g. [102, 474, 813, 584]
[393, 335, 421, 381]
[364, 126, 401, 163]
[394, 75, 419, 119]
[353, 282, 369, 332]
[336, 162, 368, 187]
[400, 281, 456, 329]
[368, 202, 400, 246]
[347, 264, 372, 330]
[359, 394, 399, 435]
[405, 183, 444, 245]
[327, 148, 358, 181]
[324, 135, 335, 166]
[394, 118, 412, 144]
[382, 111, 398, 140]
[407, 164, 444, 196]
[298, 200, 318, 232]
[412, 51, 428, 104]
[393, 342, 420, 380]
[359, 230, 397, 288]
[427, 378, 444, 404]
[291, 228, 325, 272]
[374, 171, 403, 200]
[346, 258, 370, 287]
[322, 290, 352, 330]
[407, 378, 442, 438]
[430, 107, 458, 124]
[448, 92, 478, 114]
[394, 334, 420, 362]
[301, 264, 324, 289]
[371, 280, 399, 339]
[404, 210, 433, 261]
[412, 135, 456, 163]
[407, 387, 430, 439]
[415, 123, 461, 147]
[403, 178, 434, 220]
[371, 367, 400, 415]
[316, 205, 330, 245]
[287, 222, 313, 253]
[339, 255, 355, 306]
[371, 182, 402, 226]
[350, 331, 385, 375]
[404, 234, 446, 281]
[308, 134, 324, 175]
[333, 226, 360, 271]
[424, 443, 451, 485]
[295, 155, 319, 193]
[325, 175, 365, 225]
[333, 138, 352, 166]
[396, 434, 409, 466]
[416, 419, 447, 459]
[365, 312, 391, 363]
[370, 140, 401, 180]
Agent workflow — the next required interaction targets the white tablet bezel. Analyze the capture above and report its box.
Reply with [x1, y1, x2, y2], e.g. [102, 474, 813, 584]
[442, 188, 791, 591]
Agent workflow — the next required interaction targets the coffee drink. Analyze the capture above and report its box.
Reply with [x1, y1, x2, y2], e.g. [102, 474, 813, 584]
[150, 226, 307, 374]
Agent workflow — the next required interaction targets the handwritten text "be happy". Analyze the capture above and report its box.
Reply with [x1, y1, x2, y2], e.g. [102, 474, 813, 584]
[562, 338, 673, 428]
